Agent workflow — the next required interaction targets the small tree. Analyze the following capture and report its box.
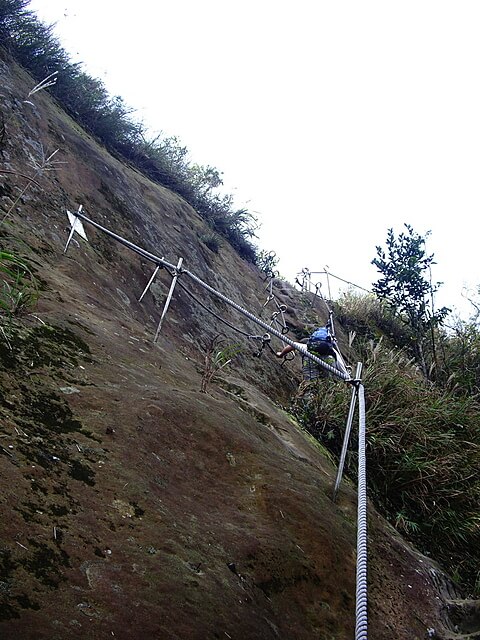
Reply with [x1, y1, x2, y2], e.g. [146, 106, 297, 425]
[372, 224, 450, 376]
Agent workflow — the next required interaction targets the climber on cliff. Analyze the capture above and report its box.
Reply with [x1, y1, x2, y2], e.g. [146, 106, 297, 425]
[275, 324, 348, 380]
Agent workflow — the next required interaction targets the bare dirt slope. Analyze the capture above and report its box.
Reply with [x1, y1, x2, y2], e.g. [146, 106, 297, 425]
[0, 49, 474, 639]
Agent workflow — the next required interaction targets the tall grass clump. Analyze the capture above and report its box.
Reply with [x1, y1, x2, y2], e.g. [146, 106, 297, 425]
[200, 335, 241, 393]
[436, 302, 480, 398]
[334, 290, 412, 350]
[296, 338, 480, 594]
[1, 145, 62, 222]
[0, 248, 38, 316]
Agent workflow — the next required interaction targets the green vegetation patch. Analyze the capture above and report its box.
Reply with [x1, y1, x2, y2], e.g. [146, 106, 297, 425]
[0, 321, 94, 471]
[0, 249, 39, 317]
[20, 387, 82, 433]
[295, 342, 480, 594]
[0, 322, 92, 372]
[68, 459, 95, 486]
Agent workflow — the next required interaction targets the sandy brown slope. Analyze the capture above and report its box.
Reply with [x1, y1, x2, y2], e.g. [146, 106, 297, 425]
[0, 48, 472, 639]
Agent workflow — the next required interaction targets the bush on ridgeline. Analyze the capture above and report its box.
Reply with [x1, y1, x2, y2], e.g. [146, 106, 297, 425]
[0, 1, 258, 262]
[333, 290, 412, 350]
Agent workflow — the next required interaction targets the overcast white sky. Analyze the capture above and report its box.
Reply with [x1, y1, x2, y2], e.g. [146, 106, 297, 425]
[29, 0, 480, 318]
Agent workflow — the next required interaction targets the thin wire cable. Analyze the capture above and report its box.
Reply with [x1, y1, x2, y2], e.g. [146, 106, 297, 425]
[262, 272, 289, 336]
[71, 209, 177, 269]
[312, 288, 351, 375]
[298, 269, 371, 294]
[164, 266, 265, 342]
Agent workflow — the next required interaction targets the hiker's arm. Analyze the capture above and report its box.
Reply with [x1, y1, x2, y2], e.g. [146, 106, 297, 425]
[276, 341, 308, 358]
[276, 344, 295, 358]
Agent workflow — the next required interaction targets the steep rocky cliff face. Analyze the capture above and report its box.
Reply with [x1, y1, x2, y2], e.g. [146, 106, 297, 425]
[0, 49, 475, 640]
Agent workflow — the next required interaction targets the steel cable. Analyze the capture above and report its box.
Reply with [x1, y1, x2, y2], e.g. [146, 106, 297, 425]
[185, 269, 350, 381]
[355, 383, 368, 640]
[69, 210, 349, 379]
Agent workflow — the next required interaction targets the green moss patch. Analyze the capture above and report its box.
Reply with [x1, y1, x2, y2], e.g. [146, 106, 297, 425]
[0, 322, 93, 372]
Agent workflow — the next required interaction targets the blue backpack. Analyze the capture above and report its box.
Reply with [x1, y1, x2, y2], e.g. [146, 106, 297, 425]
[308, 326, 333, 353]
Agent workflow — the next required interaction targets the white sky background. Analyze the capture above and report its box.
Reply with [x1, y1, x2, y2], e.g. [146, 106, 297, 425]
[29, 0, 480, 318]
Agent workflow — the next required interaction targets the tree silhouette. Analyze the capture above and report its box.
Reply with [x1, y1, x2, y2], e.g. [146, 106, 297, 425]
[372, 224, 450, 376]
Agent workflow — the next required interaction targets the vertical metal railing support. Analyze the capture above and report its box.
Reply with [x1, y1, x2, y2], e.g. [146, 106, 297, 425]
[332, 362, 363, 501]
[153, 257, 183, 342]
[139, 265, 161, 302]
[64, 205, 87, 253]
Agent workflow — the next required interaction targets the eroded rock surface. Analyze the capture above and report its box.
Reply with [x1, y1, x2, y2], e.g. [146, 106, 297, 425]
[0, 48, 478, 639]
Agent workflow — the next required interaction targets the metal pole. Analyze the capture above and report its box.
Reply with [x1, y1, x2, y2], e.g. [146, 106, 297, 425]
[325, 267, 332, 300]
[70, 209, 177, 271]
[332, 362, 363, 501]
[139, 265, 160, 302]
[63, 222, 77, 254]
[308, 270, 370, 293]
[153, 257, 183, 342]
[311, 282, 321, 306]
[185, 268, 350, 380]
[328, 309, 335, 339]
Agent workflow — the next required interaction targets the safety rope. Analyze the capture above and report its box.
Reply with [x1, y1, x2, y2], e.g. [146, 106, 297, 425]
[292, 266, 352, 376]
[355, 383, 368, 640]
[165, 268, 276, 358]
[68, 210, 351, 381]
[185, 268, 350, 380]
[295, 265, 368, 636]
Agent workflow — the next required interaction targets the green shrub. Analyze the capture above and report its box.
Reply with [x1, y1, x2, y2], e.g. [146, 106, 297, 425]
[200, 232, 221, 254]
[256, 249, 279, 277]
[436, 319, 480, 397]
[200, 336, 242, 393]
